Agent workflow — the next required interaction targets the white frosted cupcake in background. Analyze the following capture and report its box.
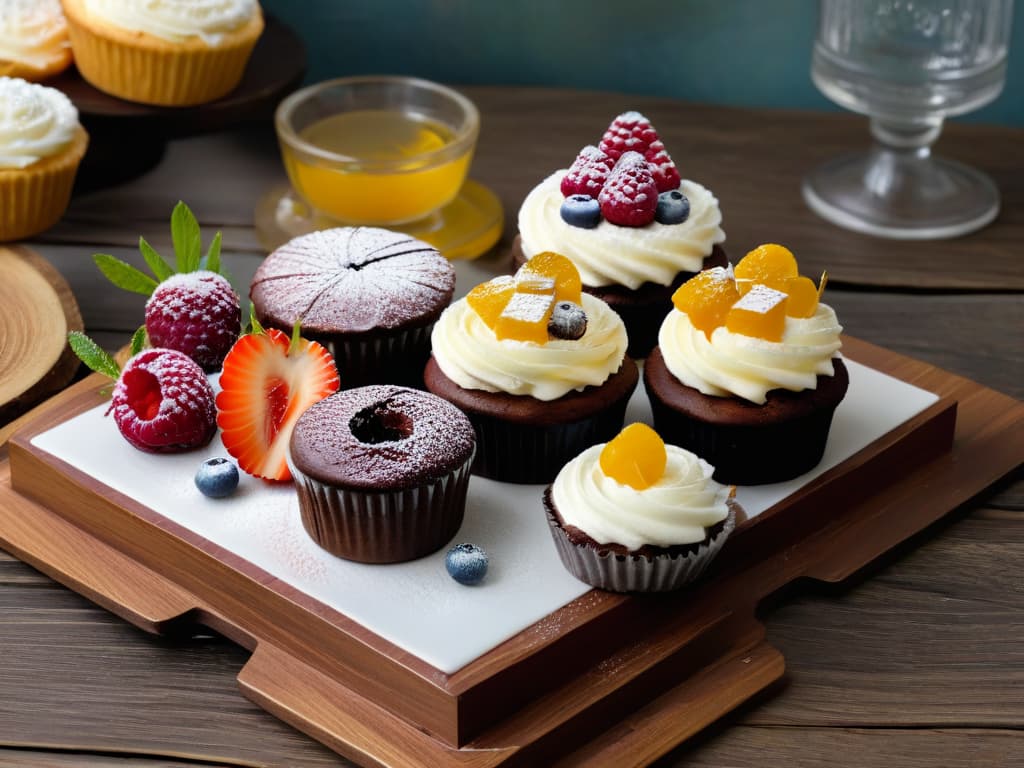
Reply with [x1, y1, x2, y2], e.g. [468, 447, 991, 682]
[0, 0, 72, 81]
[0, 76, 88, 241]
[62, 0, 264, 106]
[544, 423, 739, 592]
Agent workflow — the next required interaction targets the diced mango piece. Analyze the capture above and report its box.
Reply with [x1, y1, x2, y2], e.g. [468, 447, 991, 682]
[671, 267, 740, 339]
[519, 251, 583, 304]
[784, 275, 819, 318]
[599, 423, 667, 491]
[494, 291, 555, 344]
[735, 243, 799, 294]
[726, 284, 788, 341]
[467, 275, 515, 329]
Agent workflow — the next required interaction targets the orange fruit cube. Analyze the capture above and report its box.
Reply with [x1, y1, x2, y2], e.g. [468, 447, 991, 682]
[726, 284, 788, 341]
[735, 243, 799, 295]
[466, 275, 515, 329]
[519, 251, 582, 304]
[599, 422, 667, 491]
[671, 267, 740, 339]
[494, 291, 555, 344]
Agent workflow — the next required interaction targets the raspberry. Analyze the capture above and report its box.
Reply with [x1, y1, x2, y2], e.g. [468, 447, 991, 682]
[645, 139, 681, 193]
[560, 145, 615, 197]
[598, 111, 660, 161]
[145, 271, 240, 371]
[598, 152, 658, 227]
[109, 348, 217, 453]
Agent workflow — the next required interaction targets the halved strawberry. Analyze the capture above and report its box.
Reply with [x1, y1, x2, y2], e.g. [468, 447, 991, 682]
[216, 323, 340, 481]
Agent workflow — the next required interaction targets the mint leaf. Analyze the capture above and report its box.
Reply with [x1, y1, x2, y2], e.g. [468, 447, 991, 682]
[129, 325, 148, 357]
[288, 317, 303, 355]
[68, 331, 121, 380]
[247, 303, 264, 335]
[93, 253, 159, 296]
[171, 201, 202, 273]
[202, 230, 223, 274]
[139, 236, 174, 282]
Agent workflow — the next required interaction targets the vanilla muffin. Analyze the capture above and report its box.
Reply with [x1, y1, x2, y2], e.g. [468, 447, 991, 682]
[62, 0, 264, 106]
[0, 76, 88, 241]
[0, 0, 72, 81]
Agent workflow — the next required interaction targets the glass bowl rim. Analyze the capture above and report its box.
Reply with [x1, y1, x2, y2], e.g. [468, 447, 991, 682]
[275, 75, 480, 169]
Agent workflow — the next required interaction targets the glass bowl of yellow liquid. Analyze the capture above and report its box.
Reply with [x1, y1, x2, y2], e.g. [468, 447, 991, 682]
[257, 76, 503, 259]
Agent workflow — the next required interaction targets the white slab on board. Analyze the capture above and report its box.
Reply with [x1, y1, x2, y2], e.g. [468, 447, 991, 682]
[31, 358, 937, 674]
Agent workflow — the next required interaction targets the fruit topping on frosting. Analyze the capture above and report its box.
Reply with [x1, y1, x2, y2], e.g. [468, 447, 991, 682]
[216, 314, 340, 482]
[598, 151, 658, 227]
[672, 245, 829, 341]
[93, 201, 240, 371]
[560, 112, 683, 228]
[559, 193, 602, 228]
[655, 189, 690, 225]
[67, 332, 217, 453]
[599, 422, 667, 491]
[466, 252, 588, 343]
[560, 145, 615, 197]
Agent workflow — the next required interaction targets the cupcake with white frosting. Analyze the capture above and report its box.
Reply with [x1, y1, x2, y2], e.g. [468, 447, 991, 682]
[545, 423, 739, 592]
[424, 252, 638, 484]
[0, 76, 88, 241]
[62, 0, 264, 106]
[515, 111, 728, 357]
[0, 0, 72, 81]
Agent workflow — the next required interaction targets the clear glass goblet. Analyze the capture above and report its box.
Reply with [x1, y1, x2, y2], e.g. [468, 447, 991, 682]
[803, 0, 1014, 239]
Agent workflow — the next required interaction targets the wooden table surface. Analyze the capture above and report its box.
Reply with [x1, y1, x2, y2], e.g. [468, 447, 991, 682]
[1, 87, 1021, 767]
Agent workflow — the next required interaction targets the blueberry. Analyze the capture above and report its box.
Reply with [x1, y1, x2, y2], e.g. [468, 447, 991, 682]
[655, 190, 690, 225]
[560, 194, 602, 229]
[195, 457, 239, 498]
[445, 543, 488, 586]
[548, 300, 588, 340]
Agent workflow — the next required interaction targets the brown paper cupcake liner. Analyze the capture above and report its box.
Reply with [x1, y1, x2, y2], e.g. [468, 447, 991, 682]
[0, 126, 88, 242]
[289, 450, 474, 564]
[545, 502, 737, 593]
[324, 323, 435, 390]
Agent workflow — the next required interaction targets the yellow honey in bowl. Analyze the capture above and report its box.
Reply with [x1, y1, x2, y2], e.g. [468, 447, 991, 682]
[282, 110, 472, 225]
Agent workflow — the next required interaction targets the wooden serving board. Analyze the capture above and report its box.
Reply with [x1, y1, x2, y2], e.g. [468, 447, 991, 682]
[1, 337, 1022, 767]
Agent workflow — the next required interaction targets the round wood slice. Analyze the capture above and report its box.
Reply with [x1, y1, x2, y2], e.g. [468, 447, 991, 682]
[0, 247, 83, 428]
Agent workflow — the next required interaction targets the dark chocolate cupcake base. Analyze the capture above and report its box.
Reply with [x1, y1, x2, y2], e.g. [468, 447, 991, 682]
[424, 356, 639, 485]
[644, 347, 850, 486]
[544, 488, 739, 592]
[512, 235, 728, 358]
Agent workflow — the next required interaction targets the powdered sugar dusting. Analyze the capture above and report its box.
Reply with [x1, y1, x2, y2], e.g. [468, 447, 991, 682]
[500, 292, 554, 323]
[734, 284, 787, 314]
[290, 385, 475, 490]
[250, 227, 455, 334]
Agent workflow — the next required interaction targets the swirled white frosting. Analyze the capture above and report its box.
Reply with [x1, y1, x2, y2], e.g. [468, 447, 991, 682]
[0, 0, 69, 71]
[82, 0, 258, 45]
[430, 292, 628, 402]
[518, 170, 726, 290]
[553, 443, 731, 549]
[0, 76, 78, 169]
[659, 303, 843, 405]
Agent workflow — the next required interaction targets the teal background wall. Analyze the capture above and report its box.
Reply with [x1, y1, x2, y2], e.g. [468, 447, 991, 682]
[261, 0, 1023, 126]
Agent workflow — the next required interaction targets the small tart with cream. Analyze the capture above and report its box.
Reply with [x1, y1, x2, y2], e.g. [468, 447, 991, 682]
[0, 0, 72, 81]
[0, 76, 88, 241]
[544, 423, 739, 592]
[645, 244, 849, 485]
[62, 0, 264, 106]
[425, 252, 639, 484]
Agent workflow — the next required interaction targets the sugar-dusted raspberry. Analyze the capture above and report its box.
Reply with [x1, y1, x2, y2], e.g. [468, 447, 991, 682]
[598, 111, 660, 161]
[145, 271, 240, 372]
[598, 151, 658, 227]
[560, 145, 615, 197]
[645, 139, 682, 193]
[109, 348, 217, 453]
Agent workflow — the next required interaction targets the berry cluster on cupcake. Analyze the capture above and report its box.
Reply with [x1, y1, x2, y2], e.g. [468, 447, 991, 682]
[515, 111, 727, 357]
[645, 243, 848, 485]
[425, 252, 637, 484]
[545, 423, 739, 592]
